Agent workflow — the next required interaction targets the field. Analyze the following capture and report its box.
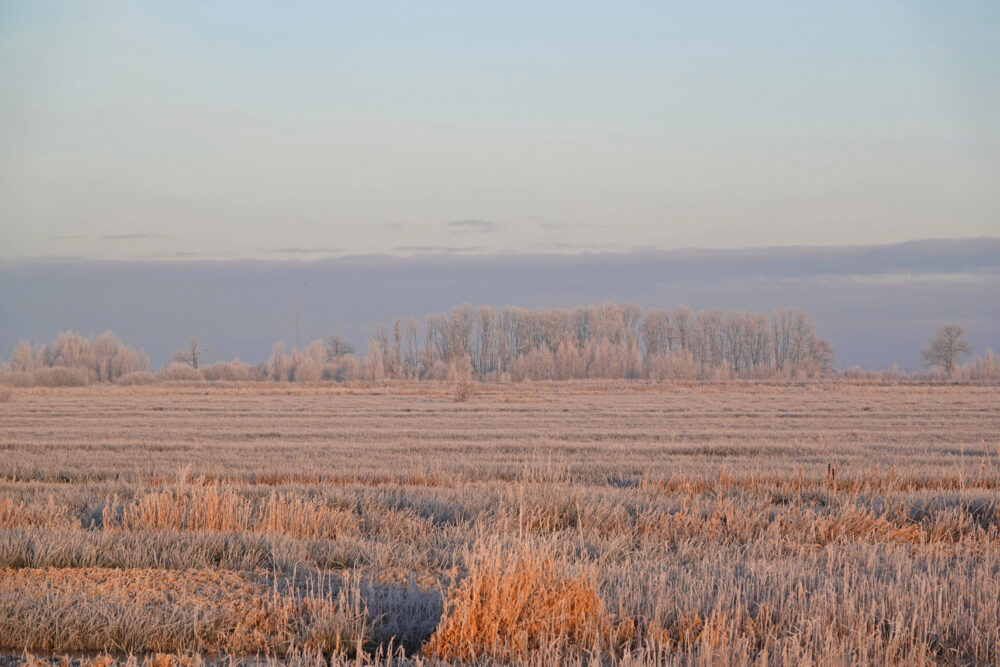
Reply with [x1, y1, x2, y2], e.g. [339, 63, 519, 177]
[1, 381, 998, 665]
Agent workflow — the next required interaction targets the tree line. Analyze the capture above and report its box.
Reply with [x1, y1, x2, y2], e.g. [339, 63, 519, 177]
[3, 303, 997, 387]
[2, 331, 149, 386]
[364, 303, 834, 382]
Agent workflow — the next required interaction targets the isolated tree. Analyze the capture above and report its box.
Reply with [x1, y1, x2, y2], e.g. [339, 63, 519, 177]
[325, 334, 355, 361]
[173, 338, 208, 369]
[922, 324, 972, 376]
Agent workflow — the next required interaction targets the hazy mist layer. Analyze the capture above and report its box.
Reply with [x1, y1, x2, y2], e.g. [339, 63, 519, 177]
[2, 238, 997, 371]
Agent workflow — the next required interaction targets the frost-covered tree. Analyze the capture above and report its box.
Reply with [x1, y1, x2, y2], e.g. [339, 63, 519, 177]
[922, 324, 972, 376]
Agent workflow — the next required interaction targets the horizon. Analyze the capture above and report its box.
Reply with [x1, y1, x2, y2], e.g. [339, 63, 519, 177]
[2, 237, 997, 372]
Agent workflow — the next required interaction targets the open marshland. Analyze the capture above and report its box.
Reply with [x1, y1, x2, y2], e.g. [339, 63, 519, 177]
[0, 381, 998, 665]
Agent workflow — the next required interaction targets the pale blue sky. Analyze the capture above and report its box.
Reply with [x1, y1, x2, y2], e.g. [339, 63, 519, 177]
[1, 1, 997, 260]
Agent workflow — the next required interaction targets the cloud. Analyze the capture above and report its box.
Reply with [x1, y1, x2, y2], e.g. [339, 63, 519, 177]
[550, 241, 638, 253]
[447, 219, 500, 234]
[392, 245, 483, 254]
[98, 233, 175, 241]
[266, 247, 344, 255]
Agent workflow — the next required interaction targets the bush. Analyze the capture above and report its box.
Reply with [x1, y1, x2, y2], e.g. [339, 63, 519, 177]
[116, 371, 157, 386]
[647, 350, 698, 381]
[323, 357, 360, 382]
[2, 330, 149, 384]
[32, 367, 90, 387]
[423, 360, 450, 381]
[202, 360, 263, 382]
[0, 386, 12, 402]
[291, 357, 323, 383]
[157, 363, 205, 382]
[953, 350, 1000, 383]
[449, 356, 476, 402]
[0, 371, 35, 388]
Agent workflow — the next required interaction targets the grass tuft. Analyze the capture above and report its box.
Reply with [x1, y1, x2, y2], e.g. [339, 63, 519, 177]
[423, 540, 619, 661]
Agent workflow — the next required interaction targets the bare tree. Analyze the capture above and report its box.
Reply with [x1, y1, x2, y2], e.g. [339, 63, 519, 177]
[405, 318, 419, 379]
[365, 339, 386, 383]
[391, 318, 404, 379]
[268, 341, 289, 381]
[173, 338, 208, 369]
[670, 305, 693, 351]
[922, 324, 972, 376]
[371, 324, 392, 378]
[325, 334, 355, 361]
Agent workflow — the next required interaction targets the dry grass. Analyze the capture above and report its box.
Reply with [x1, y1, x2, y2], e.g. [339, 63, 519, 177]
[424, 540, 618, 662]
[101, 484, 360, 539]
[0, 567, 367, 656]
[0, 381, 997, 664]
[0, 497, 72, 530]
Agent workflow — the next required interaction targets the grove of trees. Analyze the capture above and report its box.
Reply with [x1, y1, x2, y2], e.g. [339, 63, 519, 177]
[363, 303, 835, 382]
[2, 331, 149, 386]
[6, 304, 999, 387]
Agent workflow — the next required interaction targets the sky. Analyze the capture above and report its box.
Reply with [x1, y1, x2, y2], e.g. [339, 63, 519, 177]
[1, 1, 998, 260]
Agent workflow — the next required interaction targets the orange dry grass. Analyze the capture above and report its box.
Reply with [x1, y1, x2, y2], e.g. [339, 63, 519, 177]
[631, 499, 988, 547]
[103, 485, 359, 539]
[0, 567, 367, 655]
[0, 496, 72, 529]
[423, 543, 618, 662]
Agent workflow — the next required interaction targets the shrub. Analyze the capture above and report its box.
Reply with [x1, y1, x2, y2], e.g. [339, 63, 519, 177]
[32, 367, 90, 387]
[3, 331, 149, 384]
[449, 356, 476, 402]
[323, 357, 360, 382]
[0, 371, 34, 388]
[156, 363, 204, 382]
[953, 349, 1000, 383]
[0, 386, 12, 402]
[202, 360, 263, 382]
[423, 360, 449, 381]
[292, 357, 323, 383]
[115, 371, 156, 386]
[647, 350, 698, 381]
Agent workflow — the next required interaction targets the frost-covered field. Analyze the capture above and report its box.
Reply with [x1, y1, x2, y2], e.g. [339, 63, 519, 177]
[1, 382, 998, 665]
